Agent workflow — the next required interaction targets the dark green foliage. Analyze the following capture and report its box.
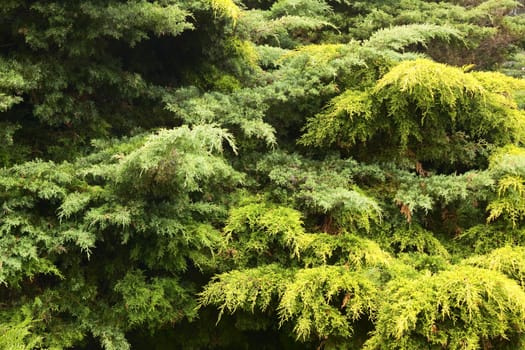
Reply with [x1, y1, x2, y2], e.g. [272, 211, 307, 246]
[0, 0, 247, 163]
[256, 152, 382, 232]
[0, 124, 241, 348]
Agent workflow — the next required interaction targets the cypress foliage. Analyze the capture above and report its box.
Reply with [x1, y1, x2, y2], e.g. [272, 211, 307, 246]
[1, 0, 525, 349]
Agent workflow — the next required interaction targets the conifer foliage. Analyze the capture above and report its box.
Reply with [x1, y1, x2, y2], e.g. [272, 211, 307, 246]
[1, 0, 525, 349]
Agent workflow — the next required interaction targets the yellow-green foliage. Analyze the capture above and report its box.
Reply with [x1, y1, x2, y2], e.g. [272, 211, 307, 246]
[487, 175, 525, 226]
[366, 266, 525, 350]
[203, 200, 392, 343]
[488, 146, 525, 226]
[281, 44, 346, 65]
[199, 264, 294, 318]
[201, 265, 378, 341]
[0, 318, 41, 350]
[222, 199, 388, 267]
[301, 90, 373, 148]
[223, 201, 307, 264]
[462, 246, 525, 287]
[388, 225, 449, 257]
[299, 233, 392, 268]
[375, 59, 525, 147]
[489, 145, 525, 176]
[374, 59, 485, 147]
[302, 58, 525, 167]
[229, 39, 259, 69]
[376, 59, 483, 109]
[473, 71, 525, 106]
[458, 224, 525, 254]
[277, 266, 377, 340]
[211, 0, 241, 22]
